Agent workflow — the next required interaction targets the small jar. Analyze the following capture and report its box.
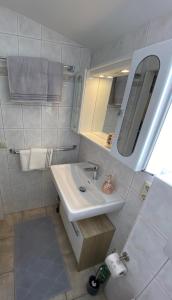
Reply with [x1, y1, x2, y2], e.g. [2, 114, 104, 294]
[101, 175, 114, 194]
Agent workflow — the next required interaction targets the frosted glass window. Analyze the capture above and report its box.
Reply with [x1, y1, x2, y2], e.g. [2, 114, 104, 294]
[146, 102, 172, 186]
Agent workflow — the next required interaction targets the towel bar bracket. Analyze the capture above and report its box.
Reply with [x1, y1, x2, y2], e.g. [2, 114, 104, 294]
[9, 145, 77, 154]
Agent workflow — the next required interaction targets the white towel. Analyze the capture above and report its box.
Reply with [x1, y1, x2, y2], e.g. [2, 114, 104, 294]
[19, 149, 30, 171]
[29, 148, 53, 170]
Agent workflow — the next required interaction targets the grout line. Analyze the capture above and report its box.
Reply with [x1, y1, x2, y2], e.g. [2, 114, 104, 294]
[139, 215, 168, 241]
[135, 258, 169, 299]
[40, 104, 43, 147]
[41, 24, 43, 41]
[16, 15, 20, 57]
[0, 30, 86, 49]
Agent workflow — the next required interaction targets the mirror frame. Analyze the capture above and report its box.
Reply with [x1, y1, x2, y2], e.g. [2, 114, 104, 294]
[111, 39, 172, 171]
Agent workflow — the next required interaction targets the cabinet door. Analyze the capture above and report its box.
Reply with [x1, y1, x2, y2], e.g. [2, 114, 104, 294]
[60, 204, 83, 262]
[111, 39, 172, 171]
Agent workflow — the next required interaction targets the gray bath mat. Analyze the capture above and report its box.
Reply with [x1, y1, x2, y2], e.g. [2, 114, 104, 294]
[14, 217, 71, 300]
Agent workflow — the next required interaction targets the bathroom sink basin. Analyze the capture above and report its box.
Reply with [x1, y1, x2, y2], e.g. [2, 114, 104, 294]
[50, 162, 125, 221]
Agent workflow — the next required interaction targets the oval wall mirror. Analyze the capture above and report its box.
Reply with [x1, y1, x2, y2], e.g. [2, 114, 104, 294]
[117, 55, 160, 157]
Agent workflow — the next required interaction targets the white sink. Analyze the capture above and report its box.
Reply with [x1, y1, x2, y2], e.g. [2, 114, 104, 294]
[50, 162, 125, 221]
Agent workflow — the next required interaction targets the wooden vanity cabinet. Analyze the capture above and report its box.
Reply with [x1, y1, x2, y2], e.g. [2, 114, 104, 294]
[60, 204, 115, 271]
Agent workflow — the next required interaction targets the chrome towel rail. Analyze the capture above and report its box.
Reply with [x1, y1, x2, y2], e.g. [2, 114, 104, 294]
[9, 145, 77, 154]
[0, 56, 75, 73]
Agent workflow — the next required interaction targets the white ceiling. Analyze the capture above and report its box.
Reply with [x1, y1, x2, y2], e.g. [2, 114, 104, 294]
[1, 0, 172, 49]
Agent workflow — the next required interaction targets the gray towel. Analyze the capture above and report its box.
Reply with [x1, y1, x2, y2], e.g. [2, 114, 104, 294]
[7, 56, 48, 101]
[47, 61, 63, 101]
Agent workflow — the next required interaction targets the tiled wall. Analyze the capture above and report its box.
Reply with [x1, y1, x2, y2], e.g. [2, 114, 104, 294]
[105, 178, 172, 300]
[86, 10, 172, 300]
[78, 137, 153, 251]
[0, 6, 90, 216]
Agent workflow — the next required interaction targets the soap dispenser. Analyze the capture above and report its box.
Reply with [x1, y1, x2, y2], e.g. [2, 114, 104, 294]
[101, 175, 114, 194]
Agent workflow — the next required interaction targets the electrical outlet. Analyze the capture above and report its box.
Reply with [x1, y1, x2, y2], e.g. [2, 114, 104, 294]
[140, 181, 152, 201]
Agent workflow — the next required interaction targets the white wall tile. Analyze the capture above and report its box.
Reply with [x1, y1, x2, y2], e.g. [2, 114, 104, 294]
[62, 45, 81, 71]
[42, 169, 57, 206]
[155, 260, 172, 298]
[4, 184, 27, 212]
[109, 177, 129, 199]
[19, 37, 41, 57]
[24, 129, 41, 148]
[105, 214, 168, 300]
[122, 216, 168, 296]
[0, 190, 4, 219]
[41, 129, 58, 148]
[7, 181, 43, 212]
[41, 41, 61, 61]
[0, 150, 10, 214]
[80, 48, 91, 70]
[0, 106, 3, 128]
[18, 15, 42, 39]
[0, 129, 5, 144]
[6, 167, 44, 212]
[108, 188, 143, 252]
[0, 33, 18, 57]
[2, 104, 23, 128]
[22, 105, 41, 129]
[42, 26, 80, 46]
[8, 167, 42, 188]
[58, 106, 72, 128]
[42, 105, 59, 128]
[137, 278, 171, 300]
[105, 275, 134, 300]
[42, 26, 64, 43]
[0, 7, 18, 35]
[140, 177, 172, 238]
[4, 129, 24, 149]
[61, 81, 74, 106]
[7, 152, 20, 170]
[0, 150, 9, 183]
[112, 160, 134, 188]
[1, 182, 12, 214]
[58, 128, 80, 146]
[52, 148, 79, 165]
[24, 182, 44, 209]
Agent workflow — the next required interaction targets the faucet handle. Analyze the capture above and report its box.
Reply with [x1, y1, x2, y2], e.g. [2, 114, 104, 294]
[87, 161, 99, 169]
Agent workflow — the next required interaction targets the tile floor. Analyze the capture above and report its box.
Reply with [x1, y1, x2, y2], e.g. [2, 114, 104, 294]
[0, 206, 107, 300]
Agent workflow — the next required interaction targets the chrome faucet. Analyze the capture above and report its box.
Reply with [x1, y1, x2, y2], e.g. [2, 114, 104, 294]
[84, 161, 99, 180]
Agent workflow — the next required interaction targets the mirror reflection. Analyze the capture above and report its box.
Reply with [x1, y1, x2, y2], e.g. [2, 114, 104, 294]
[77, 59, 131, 149]
[90, 73, 128, 145]
[102, 76, 128, 133]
